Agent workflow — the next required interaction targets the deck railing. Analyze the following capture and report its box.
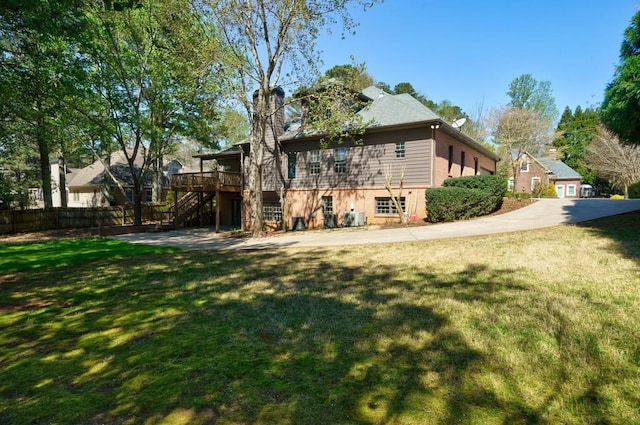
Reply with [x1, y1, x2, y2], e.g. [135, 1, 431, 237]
[170, 171, 242, 191]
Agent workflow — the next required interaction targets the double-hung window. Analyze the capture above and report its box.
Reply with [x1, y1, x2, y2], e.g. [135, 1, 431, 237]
[310, 150, 320, 175]
[395, 142, 405, 159]
[322, 196, 333, 214]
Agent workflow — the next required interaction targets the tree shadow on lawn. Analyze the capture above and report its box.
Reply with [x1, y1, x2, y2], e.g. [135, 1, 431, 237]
[0, 249, 630, 424]
[572, 210, 640, 266]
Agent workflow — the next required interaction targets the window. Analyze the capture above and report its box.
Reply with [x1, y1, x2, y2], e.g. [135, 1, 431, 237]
[448, 145, 454, 174]
[322, 196, 333, 214]
[520, 161, 529, 172]
[334, 147, 346, 173]
[567, 184, 576, 196]
[310, 150, 320, 175]
[145, 189, 153, 203]
[287, 152, 296, 179]
[508, 178, 515, 191]
[474, 157, 479, 175]
[72, 190, 80, 202]
[263, 203, 282, 222]
[375, 197, 406, 215]
[531, 177, 541, 191]
[125, 188, 134, 203]
[395, 142, 405, 159]
[460, 151, 466, 176]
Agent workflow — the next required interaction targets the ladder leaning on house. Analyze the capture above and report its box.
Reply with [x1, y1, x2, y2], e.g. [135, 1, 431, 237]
[161, 171, 242, 232]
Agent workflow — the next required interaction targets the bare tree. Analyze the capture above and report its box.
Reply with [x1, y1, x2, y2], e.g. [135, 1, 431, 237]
[585, 126, 640, 198]
[201, 0, 378, 236]
[384, 163, 407, 224]
[488, 106, 553, 192]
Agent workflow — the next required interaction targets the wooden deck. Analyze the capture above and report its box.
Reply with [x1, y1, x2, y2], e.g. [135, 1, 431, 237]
[170, 171, 242, 192]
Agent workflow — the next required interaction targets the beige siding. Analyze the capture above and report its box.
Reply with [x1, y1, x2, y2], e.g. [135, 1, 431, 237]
[284, 127, 432, 190]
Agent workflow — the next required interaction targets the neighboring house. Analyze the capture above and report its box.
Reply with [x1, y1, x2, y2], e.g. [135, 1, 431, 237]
[66, 151, 167, 207]
[29, 158, 79, 208]
[508, 152, 582, 198]
[190, 85, 499, 230]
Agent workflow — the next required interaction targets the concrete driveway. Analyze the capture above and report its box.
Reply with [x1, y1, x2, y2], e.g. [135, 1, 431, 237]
[114, 198, 640, 251]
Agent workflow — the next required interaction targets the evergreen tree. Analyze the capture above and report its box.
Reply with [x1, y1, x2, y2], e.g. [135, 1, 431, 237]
[554, 106, 601, 184]
[601, 10, 640, 144]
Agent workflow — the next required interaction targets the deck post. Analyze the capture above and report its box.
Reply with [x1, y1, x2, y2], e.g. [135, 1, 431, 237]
[215, 175, 221, 233]
[173, 188, 178, 228]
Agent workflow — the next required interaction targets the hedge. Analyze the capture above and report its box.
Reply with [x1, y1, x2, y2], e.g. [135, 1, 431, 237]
[442, 174, 507, 203]
[425, 175, 508, 223]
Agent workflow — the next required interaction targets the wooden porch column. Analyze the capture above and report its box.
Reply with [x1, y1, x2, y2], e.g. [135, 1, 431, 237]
[215, 176, 220, 233]
[173, 188, 178, 228]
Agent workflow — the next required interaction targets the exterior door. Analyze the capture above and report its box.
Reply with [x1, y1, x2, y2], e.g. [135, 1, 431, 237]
[231, 199, 241, 226]
[555, 184, 565, 198]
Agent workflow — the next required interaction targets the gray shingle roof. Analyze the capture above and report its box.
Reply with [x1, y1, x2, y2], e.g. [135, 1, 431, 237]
[280, 85, 440, 140]
[536, 157, 582, 179]
[67, 150, 155, 187]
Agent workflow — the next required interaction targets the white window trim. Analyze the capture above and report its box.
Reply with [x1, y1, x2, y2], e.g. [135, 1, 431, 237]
[531, 177, 541, 191]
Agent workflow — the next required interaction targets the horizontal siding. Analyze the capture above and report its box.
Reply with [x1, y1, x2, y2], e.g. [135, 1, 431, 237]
[284, 127, 432, 189]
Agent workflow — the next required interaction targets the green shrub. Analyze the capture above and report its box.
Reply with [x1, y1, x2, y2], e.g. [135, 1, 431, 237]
[532, 181, 543, 198]
[628, 182, 640, 199]
[442, 174, 507, 203]
[540, 183, 557, 198]
[425, 175, 508, 223]
[425, 187, 496, 222]
[514, 192, 532, 200]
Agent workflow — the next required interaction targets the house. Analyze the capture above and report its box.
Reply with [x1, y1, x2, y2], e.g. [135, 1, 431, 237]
[508, 152, 582, 198]
[66, 151, 167, 207]
[185, 85, 499, 230]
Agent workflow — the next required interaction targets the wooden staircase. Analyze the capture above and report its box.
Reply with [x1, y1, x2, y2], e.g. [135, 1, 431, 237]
[161, 171, 242, 231]
[162, 191, 216, 229]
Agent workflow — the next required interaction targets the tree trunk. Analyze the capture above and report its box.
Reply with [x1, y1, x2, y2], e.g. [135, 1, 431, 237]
[152, 155, 163, 203]
[37, 132, 53, 209]
[248, 141, 264, 236]
[249, 90, 268, 237]
[59, 156, 67, 208]
[133, 187, 143, 226]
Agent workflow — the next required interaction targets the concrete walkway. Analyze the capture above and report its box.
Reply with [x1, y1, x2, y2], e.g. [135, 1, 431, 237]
[114, 198, 640, 251]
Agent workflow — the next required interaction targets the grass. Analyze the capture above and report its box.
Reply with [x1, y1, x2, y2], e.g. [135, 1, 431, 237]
[1, 214, 639, 424]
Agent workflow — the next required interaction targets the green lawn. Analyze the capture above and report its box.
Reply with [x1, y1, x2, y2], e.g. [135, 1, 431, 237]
[1, 215, 639, 424]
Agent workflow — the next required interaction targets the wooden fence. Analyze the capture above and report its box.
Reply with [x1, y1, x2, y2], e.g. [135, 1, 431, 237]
[0, 205, 165, 235]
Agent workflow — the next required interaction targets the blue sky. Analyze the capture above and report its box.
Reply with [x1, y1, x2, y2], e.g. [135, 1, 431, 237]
[315, 0, 638, 120]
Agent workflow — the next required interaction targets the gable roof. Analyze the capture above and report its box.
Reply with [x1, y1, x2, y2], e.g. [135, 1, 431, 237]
[280, 86, 499, 161]
[282, 86, 440, 140]
[67, 150, 155, 188]
[535, 157, 582, 179]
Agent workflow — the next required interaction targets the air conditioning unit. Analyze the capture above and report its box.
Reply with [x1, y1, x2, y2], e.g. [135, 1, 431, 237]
[324, 213, 337, 229]
[343, 211, 365, 227]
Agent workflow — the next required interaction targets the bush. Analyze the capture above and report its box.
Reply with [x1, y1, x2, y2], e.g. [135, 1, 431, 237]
[442, 175, 507, 203]
[540, 183, 557, 198]
[425, 187, 496, 222]
[628, 182, 640, 199]
[426, 175, 508, 223]
[610, 194, 625, 200]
